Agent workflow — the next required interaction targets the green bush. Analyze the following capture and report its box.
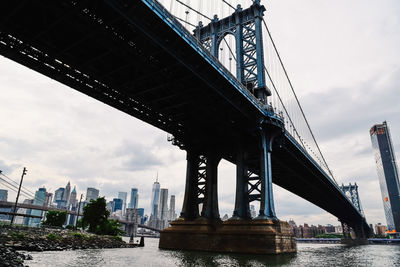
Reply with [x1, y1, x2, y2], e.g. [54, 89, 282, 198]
[46, 233, 59, 240]
[10, 232, 25, 239]
[70, 232, 85, 239]
[43, 210, 67, 227]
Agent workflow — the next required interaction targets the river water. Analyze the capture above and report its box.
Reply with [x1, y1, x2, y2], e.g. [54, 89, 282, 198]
[27, 238, 400, 266]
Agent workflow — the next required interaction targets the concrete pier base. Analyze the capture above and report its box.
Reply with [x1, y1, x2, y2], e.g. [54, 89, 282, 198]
[159, 219, 296, 254]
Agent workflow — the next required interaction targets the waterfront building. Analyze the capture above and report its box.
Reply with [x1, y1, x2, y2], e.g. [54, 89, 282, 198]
[168, 195, 176, 221]
[375, 223, 388, 236]
[370, 121, 400, 233]
[0, 189, 7, 201]
[113, 198, 123, 212]
[85, 187, 99, 202]
[63, 181, 71, 204]
[150, 180, 160, 219]
[129, 188, 138, 209]
[118, 191, 128, 213]
[29, 187, 47, 227]
[325, 224, 335, 233]
[159, 188, 168, 228]
[290, 223, 325, 238]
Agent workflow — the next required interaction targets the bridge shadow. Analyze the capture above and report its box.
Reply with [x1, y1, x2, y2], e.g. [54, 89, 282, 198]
[164, 249, 296, 266]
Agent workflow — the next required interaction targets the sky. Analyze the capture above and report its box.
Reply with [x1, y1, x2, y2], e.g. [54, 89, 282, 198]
[0, 0, 399, 227]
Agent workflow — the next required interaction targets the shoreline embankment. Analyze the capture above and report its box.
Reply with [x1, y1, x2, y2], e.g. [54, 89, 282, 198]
[0, 225, 137, 266]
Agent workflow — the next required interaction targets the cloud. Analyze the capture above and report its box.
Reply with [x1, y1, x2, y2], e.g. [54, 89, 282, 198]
[0, 160, 20, 175]
[114, 142, 163, 171]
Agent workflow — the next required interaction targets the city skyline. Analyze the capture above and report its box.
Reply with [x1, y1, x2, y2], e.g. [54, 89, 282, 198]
[0, 0, 400, 227]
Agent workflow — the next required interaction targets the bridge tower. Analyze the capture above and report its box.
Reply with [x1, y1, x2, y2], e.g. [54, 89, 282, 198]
[160, 1, 296, 254]
[194, 0, 271, 104]
[340, 183, 364, 215]
[339, 183, 370, 242]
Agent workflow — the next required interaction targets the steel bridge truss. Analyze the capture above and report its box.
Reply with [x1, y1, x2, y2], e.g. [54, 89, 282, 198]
[340, 183, 364, 216]
[194, 0, 271, 104]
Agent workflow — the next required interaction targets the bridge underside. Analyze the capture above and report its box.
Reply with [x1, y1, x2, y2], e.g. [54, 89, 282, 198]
[0, 0, 370, 250]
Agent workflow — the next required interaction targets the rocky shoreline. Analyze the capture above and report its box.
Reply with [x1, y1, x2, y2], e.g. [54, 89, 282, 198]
[0, 225, 137, 266]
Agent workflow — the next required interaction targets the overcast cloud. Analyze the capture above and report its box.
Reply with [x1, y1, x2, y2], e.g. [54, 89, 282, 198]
[0, 0, 399, 227]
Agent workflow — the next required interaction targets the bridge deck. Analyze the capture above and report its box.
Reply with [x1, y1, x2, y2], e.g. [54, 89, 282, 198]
[0, 0, 368, 232]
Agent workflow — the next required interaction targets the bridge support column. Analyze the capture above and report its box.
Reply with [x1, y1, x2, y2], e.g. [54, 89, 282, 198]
[201, 153, 221, 220]
[340, 221, 369, 245]
[179, 151, 200, 220]
[232, 149, 251, 219]
[257, 129, 277, 220]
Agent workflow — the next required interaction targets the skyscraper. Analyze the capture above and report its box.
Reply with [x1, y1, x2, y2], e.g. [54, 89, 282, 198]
[129, 188, 138, 209]
[0, 189, 9, 221]
[112, 198, 123, 212]
[0, 189, 7, 201]
[159, 188, 168, 222]
[30, 187, 47, 227]
[150, 180, 160, 219]
[69, 186, 77, 207]
[63, 181, 71, 204]
[118, 191, 128, 213]
[54, 187, 65, 203]
[370, 121, 400, 233]
[169, 195, 176, 221]
[85, 187, 99, 202]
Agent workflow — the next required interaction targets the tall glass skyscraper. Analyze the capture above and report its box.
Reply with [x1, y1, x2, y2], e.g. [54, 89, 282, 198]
[129, 188, 138, 209]
[85, 187, 99, 202]
[370, 121, 400, 233]
[159, 188, 168, 221]
[150, 180, 160, 219]
[30, 187, 47, 227]
[112, 198, 123, 212]
[118, 191, 128, 213]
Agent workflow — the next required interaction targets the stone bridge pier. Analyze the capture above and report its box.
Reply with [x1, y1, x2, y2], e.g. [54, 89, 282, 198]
[125, 208, 139, 238]
[159, 122, 296, 254]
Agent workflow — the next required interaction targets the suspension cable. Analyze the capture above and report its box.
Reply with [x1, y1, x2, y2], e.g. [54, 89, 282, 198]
[222, 38, 236, 61]
[175, 0, 212, 21]
[221, 0, 236, 11]
[173, 15, 196, 27]
[262, 18, 336, 182]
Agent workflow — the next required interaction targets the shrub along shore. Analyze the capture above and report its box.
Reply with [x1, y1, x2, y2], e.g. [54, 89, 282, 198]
[0, 225, 136, 266]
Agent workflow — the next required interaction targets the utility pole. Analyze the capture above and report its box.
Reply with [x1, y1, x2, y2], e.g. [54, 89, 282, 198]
[75, 194, 83, 227]
[11, 167, 27, 226]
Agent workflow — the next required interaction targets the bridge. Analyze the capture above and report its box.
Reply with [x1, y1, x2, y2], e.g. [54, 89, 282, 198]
[0, 0, 370, 253]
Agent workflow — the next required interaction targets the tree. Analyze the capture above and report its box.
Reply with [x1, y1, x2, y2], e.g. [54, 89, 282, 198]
[82, 197, 109, 233]
[101, 219, 124, 236]
[43, 210, 67, 227]
[81, 197, 125, 236]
